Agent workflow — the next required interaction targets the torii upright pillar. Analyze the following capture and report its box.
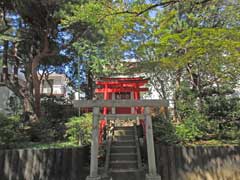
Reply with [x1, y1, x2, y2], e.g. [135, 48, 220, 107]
[86, 107, 101, 180]
[145, 107, 161, 180]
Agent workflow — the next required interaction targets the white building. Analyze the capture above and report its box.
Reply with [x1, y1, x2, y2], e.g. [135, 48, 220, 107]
[40, 73, 69, 97]
[0, 72, 71, 114]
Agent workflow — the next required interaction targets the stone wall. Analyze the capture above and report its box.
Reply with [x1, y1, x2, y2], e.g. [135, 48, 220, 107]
[155, 144, 240, 180]
[1, 144, 240, 180]
[0, 146, 89, 180]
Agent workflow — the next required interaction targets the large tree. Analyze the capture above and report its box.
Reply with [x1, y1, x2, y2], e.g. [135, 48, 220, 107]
[0, 0, 95, 120]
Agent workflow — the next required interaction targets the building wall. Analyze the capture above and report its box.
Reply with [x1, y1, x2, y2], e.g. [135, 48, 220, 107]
[40, 74, 67, 96]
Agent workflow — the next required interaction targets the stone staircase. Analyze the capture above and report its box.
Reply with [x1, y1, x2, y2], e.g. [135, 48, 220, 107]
[108, 126, 145, 180]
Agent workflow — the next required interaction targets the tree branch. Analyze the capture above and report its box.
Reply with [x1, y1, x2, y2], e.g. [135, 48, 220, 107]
[38, 67, 47, 82]
[136, 0, 181, 16]
[0, 7, 11, 34]
[104, 0, 212, 17]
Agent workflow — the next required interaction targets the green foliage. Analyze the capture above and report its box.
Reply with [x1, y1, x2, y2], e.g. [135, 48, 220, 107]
[204, 96, 240, 121]
[1, 0, 239, 147]
[0, 113, 26, 144]
[218, 123, 240, 140]
[41, 98, 65, 119]
[204, 96, 240, 140]
[1, 141, 80, 149]
[29, 117, 65, 142]
[174, 83, 240, 144]
[65, 113, 92, 145]
[175, 86, 218, 143]
[152, 116, 178, 144]
[176, 111, 210, 142]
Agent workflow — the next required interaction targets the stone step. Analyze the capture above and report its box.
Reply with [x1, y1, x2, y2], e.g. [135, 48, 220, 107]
[113, 135, 134, 141]
[111, 146, 136, 153]
[110, 160, 137, 169]
[112, 140, 135, 146]
[110, 169, 146, 180]
[110, 168, 139, 173]
[114, 130, 134, 136]
[110, 153, 137, 161]
[114, 126, 134, 131]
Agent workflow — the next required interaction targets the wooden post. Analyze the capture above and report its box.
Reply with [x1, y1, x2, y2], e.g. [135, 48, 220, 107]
[86, 107, 101, 180]
[131, 92, 135, 114]
[103, 84, 108, 115]
[145, 107, 161, 180]
[112, 93, 115, 114]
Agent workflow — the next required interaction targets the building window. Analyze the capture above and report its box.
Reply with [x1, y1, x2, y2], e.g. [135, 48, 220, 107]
[42, 79, 54, 94]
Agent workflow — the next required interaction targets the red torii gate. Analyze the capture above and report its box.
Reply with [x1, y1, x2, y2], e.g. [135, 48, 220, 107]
[95, 77, 148, 143]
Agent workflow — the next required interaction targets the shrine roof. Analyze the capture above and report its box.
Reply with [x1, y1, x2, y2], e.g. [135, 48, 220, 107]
[95, 77, 149, 93]
[96, 77, 148, 84]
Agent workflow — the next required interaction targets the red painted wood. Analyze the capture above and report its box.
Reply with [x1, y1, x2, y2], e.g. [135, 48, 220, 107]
[96, 81, 148, 85]
[95, 88, 148, 93]
[94, 77, 148, 144]
[103, 84, 108, 115]
[116, 107, 131, 114]
[101, 77, 146, 80]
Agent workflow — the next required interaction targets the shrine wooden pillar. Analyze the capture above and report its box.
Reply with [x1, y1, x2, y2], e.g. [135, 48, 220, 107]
[112, 93, 115, 114]
[130, 91, 134, 114]
[103, 84, 108, 114]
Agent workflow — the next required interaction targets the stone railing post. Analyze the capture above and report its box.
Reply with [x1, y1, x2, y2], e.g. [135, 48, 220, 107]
[86, 107, 101, 180]
[144, 107, 161, 180]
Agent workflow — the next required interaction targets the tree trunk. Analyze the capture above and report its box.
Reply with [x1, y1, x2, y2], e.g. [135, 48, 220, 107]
[186, 63, 203, 111]
[23, 94, 32, 113]
[86, 68, 94, 99]
[173, 69, 181, 123]
[13, 43, 19, 85]
[19, 79, 38, 122]
[32, 59, 41, 118]
[186, 63, 199, 91]
[2, 40, 9, 81]
[29, 32, 57, 117]
[158, 77, 169, 119]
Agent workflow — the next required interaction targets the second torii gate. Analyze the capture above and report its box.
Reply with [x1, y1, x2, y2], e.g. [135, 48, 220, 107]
[74, 99, 168, 180]
[95, 77, 148, 143]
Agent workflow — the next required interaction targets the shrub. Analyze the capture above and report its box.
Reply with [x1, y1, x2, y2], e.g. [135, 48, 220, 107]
[41, 96, 77, 119]
[152, 116, 179, 144]
[218, 121, 240, 140]
[65, 113, 92, 145]
[29, 117, 66, 142]
[41, 97, 65, 119]
[0, 113, 25, 144]
[175, 110, 217, 142]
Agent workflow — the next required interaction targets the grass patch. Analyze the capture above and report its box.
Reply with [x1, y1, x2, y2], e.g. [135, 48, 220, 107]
[183, 139, 240, 146]
[0, 141, 82, 150]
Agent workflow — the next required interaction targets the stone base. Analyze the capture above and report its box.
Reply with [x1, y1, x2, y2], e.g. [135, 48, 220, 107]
[146, 174, 161, 180]
[86, 175, 101, 180]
